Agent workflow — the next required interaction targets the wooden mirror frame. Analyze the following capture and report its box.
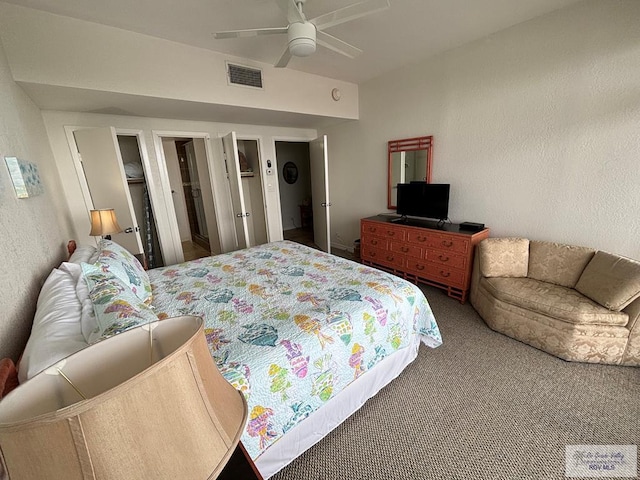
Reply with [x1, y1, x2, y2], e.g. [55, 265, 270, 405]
[387, 136, 433, 210]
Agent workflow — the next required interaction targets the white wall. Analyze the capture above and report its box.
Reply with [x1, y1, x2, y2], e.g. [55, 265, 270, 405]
[41, 110, 317, 261]
[324, 0, 640, 259]
[0, 3, 358, 122]
[0, 40, 73, 360]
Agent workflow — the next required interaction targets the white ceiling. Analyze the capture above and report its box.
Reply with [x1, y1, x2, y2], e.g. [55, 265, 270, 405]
[4, 0, 583, 85]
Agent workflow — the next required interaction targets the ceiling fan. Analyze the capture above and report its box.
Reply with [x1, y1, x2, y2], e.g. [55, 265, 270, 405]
[213, 0, 390, 68]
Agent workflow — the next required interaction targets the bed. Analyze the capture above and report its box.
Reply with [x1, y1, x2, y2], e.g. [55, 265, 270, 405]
[14, 239, 442, 478]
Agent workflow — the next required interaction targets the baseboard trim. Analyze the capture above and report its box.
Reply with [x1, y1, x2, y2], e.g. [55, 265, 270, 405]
[332, 242, 354, 253]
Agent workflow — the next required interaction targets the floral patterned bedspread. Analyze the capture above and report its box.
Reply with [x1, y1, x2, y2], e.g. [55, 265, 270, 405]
[148, 241, 441, 460]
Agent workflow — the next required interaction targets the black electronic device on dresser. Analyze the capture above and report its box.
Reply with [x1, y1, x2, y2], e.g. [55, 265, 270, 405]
[396, 183, 450, 221]
[460, 222, 485, 232]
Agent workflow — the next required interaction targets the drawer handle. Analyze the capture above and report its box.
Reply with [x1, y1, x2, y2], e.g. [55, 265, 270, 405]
[387, 231, 395, 236]
[369, 252, 376, 257]
[401, 247, 409, 253]
[369, 227, 377, 232]
[415, 264, 425, 271]
[371, 239, 378, 245]
[441, 240, 454, 247]
[386, 255, 394, 261]
[440, 270, 451, 278]
[438, 255, 449, 262]
[417, 236, 427, 242]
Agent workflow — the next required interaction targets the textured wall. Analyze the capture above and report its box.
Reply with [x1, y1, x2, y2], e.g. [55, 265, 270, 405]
[324, 0, 640, 260]
[0, 40, 73, 360]
[0, 3, 358, 122]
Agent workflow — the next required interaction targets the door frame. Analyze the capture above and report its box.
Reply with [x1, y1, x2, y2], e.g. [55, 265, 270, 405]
[152, 130, 224, 264]
[309, 135, 331, 253]
[236, 134, 271, 244]
[64, 126, 168, 257]
[64, 125, 96, 243]
[271, 134, 319, 240]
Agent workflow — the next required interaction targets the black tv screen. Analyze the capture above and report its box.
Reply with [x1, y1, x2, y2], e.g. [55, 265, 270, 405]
[397, 183, 450, 220]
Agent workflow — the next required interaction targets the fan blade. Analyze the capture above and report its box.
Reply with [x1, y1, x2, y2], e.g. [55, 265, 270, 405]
[311, 0, 389, 31]
[317, 31, 362, 59]
[275, 48, 292, 68]
[214, 27, 288, 39]
[275, 0, 306, 24]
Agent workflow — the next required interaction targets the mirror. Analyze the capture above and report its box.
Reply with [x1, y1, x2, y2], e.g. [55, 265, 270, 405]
[387, 136, 433, 209]
[283, 161, 298, 184]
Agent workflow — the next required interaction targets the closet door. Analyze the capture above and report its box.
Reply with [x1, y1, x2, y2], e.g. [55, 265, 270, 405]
[222, 132, 250, 250]
[74, 127, 144, 254]
[310, 135, 331, 253]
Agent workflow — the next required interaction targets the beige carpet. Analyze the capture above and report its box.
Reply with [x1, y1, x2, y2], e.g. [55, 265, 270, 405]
[270, 285, 640, 480]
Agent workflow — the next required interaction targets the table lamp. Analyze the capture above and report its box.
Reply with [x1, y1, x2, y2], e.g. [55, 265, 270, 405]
[89, 208, 122, 239]
[0, 316, 248, 480]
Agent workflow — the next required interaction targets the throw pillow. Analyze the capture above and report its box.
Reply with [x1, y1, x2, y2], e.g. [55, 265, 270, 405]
[478, 238, 529, 278]
[95, 239, 152, 304]
[528, 241, 595, 288]
[575, 251, 640, 311]
[82, 265, 158, 344]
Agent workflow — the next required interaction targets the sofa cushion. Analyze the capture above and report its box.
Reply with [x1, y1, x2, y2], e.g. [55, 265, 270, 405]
[481, 277, 628, 326]
[528, 241, 595, 288]
[479, 238, 529, 278]
[575, 252, 640, 311]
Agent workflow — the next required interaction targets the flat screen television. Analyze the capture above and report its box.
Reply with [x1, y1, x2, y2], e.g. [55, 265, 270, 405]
[396, 183, 450, 220]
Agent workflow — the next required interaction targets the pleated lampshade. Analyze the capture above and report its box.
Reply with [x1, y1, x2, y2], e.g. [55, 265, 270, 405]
[0, 316, 247, 480]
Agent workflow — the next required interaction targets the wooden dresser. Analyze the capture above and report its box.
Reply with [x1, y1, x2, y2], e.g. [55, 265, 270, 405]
[360, 215, 489, 303]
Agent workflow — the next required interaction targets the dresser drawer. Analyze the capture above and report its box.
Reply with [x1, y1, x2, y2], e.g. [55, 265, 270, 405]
[426, 250, 467, 270]
[361, 234, 389, 250]
[405, 230, 431, 246]
[361, 222, 406, 241]
[406, 259, 466, 287]
[361, 245, 405, 269]
[390, 241, 423, 259]
[361, 217, 487, 303]
[428, 234, 470, 254]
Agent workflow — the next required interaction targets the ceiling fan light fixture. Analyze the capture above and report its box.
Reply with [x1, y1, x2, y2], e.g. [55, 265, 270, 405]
[288, 22, 316, 57]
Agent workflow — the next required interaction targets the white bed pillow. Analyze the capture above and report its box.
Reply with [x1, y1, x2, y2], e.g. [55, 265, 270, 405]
[17, 268, 89, 383]
[68, 244, 98, 265]
[58, 262, 97, 344]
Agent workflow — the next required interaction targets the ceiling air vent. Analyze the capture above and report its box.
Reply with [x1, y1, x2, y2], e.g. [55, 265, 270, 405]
[227, 63, 263, 89]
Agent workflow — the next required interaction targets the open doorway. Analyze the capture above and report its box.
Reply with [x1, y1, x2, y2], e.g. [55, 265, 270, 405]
[237, 138, 268, 247]
[275, 141, 315, 249]
[160, 137, 221, 262]
[117, 134, 164, 268]
[68, 126, 166, 267]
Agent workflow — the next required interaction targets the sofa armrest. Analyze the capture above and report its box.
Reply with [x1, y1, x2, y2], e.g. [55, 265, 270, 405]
[469, 253, 483, 307]
[622, 296, 640, 365]
[477, 238, 530, 278]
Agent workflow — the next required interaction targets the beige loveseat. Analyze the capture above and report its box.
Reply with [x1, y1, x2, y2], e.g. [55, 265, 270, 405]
[470, 238, 640, 366]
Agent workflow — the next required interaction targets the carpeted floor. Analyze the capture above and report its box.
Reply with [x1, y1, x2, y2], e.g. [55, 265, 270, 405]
[270, 285, 640, 480]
